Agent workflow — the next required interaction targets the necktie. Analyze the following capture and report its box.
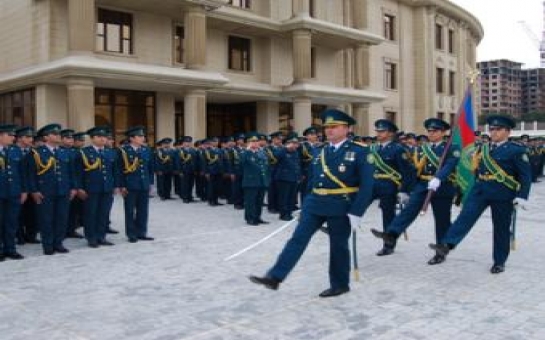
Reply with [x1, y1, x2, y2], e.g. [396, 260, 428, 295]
[490, 143, 497, 151]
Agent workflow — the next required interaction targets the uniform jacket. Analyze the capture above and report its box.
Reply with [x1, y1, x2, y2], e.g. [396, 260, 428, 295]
[117, 145, 154, 191]
[473, 141, 532, 200]
[305, 141, 375, 217]
[75, 146, 120, 193]
[27, 145, 76, 196]
[274, 148, 302, 183]
[0, 145, 27, 198]
[413, 142, 460, 197]
[371, 141, 416, 195]
[240, 149, 270, 188]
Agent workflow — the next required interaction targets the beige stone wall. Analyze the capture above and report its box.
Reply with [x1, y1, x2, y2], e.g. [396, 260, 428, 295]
[0, 0, 50, 73]
[35, 84, 68, 127]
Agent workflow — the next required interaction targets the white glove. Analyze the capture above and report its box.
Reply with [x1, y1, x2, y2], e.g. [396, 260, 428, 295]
[513, 198, 528, 210]
[427, 177, 441, 191]
[348, 214, 362, 232]
[397, 192, 410, 205]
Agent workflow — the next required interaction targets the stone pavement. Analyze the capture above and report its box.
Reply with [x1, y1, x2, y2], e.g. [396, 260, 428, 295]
[1, 182, 545, 340]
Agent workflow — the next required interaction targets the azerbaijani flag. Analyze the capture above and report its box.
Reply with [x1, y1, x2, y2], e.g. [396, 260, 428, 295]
[452, 87, 476, 203]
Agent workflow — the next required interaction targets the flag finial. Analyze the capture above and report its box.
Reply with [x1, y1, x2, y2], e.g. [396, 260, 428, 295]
[468, 69, 480, 84]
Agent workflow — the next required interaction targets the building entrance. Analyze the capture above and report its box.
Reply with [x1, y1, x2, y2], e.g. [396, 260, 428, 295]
[207, 102, 256, 137]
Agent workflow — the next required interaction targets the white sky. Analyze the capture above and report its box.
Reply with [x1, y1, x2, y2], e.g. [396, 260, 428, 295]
[450, 0, 544, 68]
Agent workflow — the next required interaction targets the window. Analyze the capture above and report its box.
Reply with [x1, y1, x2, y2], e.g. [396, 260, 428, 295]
[384, 14, 396, 41]
[174, 25, 184, 64]
[228, 0, 251, 9]
[385, 62, 397, 90]
[385, 111, 397, 123]
[175, 102, 184, 139]
[0, 89, 35, 127]
[436, 67, 444, 93]
[310, 47, 316, 78]
[448, 29, 455, 53]
[435, 24, 443, 50]
[95, 89, 155, 145]
[228, 36, 251, 72]
[449, 71, 456, 95]
[96, 8, 133, 54]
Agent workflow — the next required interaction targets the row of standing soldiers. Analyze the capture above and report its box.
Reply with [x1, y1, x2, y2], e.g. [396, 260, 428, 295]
[0, 123, 156, 259]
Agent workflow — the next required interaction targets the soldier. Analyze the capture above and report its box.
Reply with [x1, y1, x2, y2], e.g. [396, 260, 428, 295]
[202, 137, 224, 206]
[220, 137, 235, 203]
[430, 115, 532, 274]
[0, 124, 27, 260]
[194, 140, 207, 201]
[371, 119, 416, 256]
[265, 132, 283, 214]
[59, 129, 85, 239]
[274, 132, 302, 221]
[75, 126, 120, 248]
[371, 118, 460, 265]
[105, 133, 119, 235]
[240, 132, 270, 226]
[117, 126, 155, 243]
[175, 136, 197, 203]
[154, 138, 175, 200]
[15, 126, 39, 245]
[250, 109, 375, 298]
[28, 124, 77, 255]
[231, 134, 246, 210]
[73, 132, 86, 148]
[299, 127, 322, 206]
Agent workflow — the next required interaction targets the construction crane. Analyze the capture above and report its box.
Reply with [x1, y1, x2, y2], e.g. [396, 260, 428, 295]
[518, 6, 545, 68]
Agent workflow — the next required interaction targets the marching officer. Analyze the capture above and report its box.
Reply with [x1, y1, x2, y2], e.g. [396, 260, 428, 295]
[240, 132, 270, 226]
[202, 137, 224, 206]
[75, 126, 120, 248]
[371, 119, 416, 256]
[117, 126, 155, 243]
[250, 109, 375, 298]
[274, 132, 302, 221]
[430, 115, 532, 274]
[28, 124, 77, 255]
[15, 126, 39, 245]
[371, 118, 460, 265]
[154, 138, 175, 200]
[0, 124, 27, 260]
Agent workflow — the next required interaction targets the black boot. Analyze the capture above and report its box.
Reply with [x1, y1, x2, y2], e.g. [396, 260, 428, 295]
[249, 275, 281, 290]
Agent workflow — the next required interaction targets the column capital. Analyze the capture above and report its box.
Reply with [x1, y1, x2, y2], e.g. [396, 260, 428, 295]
[66, 78, 95, 88]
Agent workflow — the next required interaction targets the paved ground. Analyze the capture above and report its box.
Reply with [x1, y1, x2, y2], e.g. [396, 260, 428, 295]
[1, 181, 545, 340]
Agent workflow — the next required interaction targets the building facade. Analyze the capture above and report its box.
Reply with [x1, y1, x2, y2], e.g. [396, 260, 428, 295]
[521, 68, 545, 115]
[0, 0, 482, 142]
[477, 59, 523, 117]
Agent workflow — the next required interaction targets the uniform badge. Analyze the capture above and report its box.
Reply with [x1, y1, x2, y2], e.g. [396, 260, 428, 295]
[402, 152, 409, 160]
[339, 164, 346, 173]
[453, 150, 461, 158]
[367, 154, 374, 164]
[344, 151, 355, 162]
[522, 153, 529, 162]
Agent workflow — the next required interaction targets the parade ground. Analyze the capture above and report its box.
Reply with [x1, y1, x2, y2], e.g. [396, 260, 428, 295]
[1, 182, 544, 340]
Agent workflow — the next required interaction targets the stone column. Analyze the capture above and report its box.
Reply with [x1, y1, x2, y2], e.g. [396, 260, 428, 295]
[354, 44, 370, 89]
[35, 85, 68, 127]
[156, 93, 175, 139]
[67, 78, 95, 132]
[352, 103, 370, 136]
[256, 101, 280, 133]
[293, 97, 312, 132]
[292, 0, 309, 17]
[184, 6, 207, 70]
[184, 90, 207, 139]
[352, 0, 368, 30]
[292, 29, 312, 84]
[68, 0, 95, 54]
[344, 49, 354, 88]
